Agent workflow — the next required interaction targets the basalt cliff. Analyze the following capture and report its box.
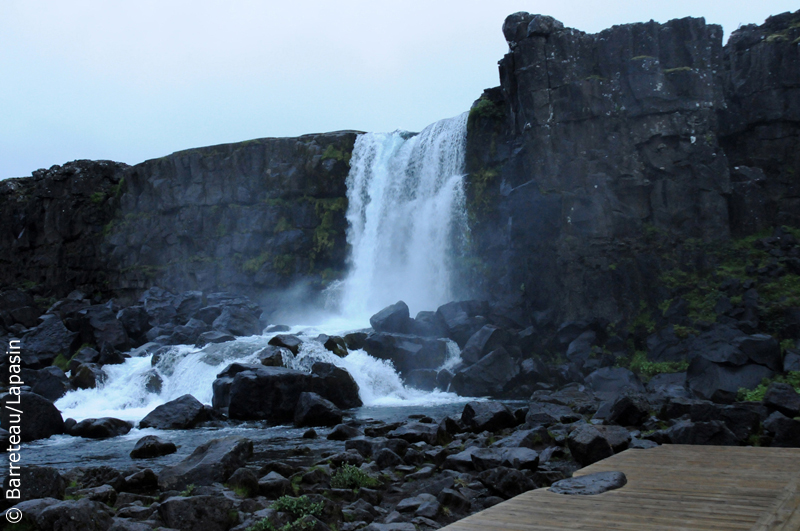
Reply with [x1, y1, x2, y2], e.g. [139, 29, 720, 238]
[1, 11, 799, 328]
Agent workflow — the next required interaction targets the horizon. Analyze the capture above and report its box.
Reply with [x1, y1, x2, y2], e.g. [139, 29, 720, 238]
[1, 0, 797, 179]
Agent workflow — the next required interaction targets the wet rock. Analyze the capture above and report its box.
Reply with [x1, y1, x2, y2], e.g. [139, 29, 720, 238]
[375, 448, 405, 469]
[22, 366, 70, 401]
[122, 468, 159, 493]
[461, 401, 517, 432]
[20, 315, 78, 368]
[461, 325, 510, 364]
[327, 424, 363, 441]
[451, 347, 520, 397]
[70, 417, 133, 439]
[471, 447, 540, 471]
[405, 369, 438, 391]
[130, 435, 178, 459]
[268, 334, 303, 354]
[294, 392, 343, 427]
[388, 422, 450, 446]
[310, 362, 363, 409]
[212, 306, 261, 337]
[116, 305, 151, 344]
[197, 330, 236, 346]
[364, 333, 448, 377]
[70, 362, 105, 390]
[318, 335, 348, 357]
[74, 484, 117, 505]
[139, 394, 210, 430]
[549, 471, 627, 495]
[158, 436, 253, 491]
[1, 391, 64, 442]
[77, 304, 131, 352]
[435, 300, 489, 347]
[370, 301, 411, 333]
[68, 346, 101, 371]
[763, 382, 800, 417]
[477, 466, 536, 499]
[491, 428, 551, 449]
[158, 495, 235, 531]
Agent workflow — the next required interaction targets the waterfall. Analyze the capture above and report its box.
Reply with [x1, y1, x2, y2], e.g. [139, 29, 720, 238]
[338, 112, 469, 319]
[54, 113, 472, 423]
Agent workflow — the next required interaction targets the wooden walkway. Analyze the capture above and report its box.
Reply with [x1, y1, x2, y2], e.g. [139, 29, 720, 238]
[441, 445, 800, 531]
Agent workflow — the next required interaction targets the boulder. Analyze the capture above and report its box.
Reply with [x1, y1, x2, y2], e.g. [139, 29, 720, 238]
[310, 362, 363, 409]
[666, 420, 740, 446]
[461, 401, 517, 432]
[525, 402, 581, 426]
[70, 362, 104, 389]
[122, 468, 159, 493]
[77, 304, 130, 352]
[20, 315, 78, 368]
[197, 330, 236, 346]
[606, 394, 650, 427]
[70, 417, 133, 439]
[67, 346, 101, 372]
[1, 392, 63, 441]
[405, 369, 438, 391]
[566, 330, 596, 364]
[584, 367, 645, 399]
[158, 436, 253, 491]
[259, 471, 291, 498]
[22, 366, 70, 401]
[1, 465, 66, 505]
[435, 300, 490, 347]
[364, 333, 448, 376]
[450, 347, 519, 397]
[765, 411, 800, 447]
[130, 435, 178, 458]
[369, 301, 410, 333]
[140, 287, 178, 325]
[327, 424, 363, 441]
[25, 498, 114, 531]
[116, 305, 151, 344]
[388, 422, 450, 446]
[470, 447, 539, 471]
[686, 356, 774, 402]
[549, 471, 627, 495]
[158, 495, 236, 531]
[294, 392, 343, 427]
[733, 334, 782, 371]
[223, 366, 311, 421]
[268, 334, 303, 354]
[212, 306, 261, 337]
[763, 382, 800, 417]
[139, 394, 210, 430]
[461, 325, 510, 364]
[227, 467, 259, 497]
[567, 424, 630, 466]
[476, 466, 537, 499]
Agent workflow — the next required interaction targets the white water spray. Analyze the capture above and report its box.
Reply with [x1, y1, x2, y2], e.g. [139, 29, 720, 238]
[337, 112, 469, 319]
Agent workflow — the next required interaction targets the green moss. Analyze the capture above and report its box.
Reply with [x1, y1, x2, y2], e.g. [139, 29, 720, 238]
[273, 217, 292, 233]
[180, 484, 197, 497]
[243, 252, 271, 274]
[321, 144, 351, 165]
[272, 495, 323, 519]
[664, 66, 692, 73]
[90, 191, 106, 204]
[468, 168, 498, 214]
[629, 300, 656, 334]
[631, 55, 656, 61]
[246, 518, 277, 531]
[52, 353, 70, 372]
[738, 372, 800, 402]
[111, 178, 126, 198]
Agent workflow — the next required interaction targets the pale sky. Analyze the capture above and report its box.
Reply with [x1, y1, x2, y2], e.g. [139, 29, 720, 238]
[1, 1, 796, 178]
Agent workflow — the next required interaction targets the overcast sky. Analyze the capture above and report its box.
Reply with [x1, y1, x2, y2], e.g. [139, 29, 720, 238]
[1, 1, 796, 179]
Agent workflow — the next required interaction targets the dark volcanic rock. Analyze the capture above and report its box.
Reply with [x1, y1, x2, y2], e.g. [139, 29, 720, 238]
[310, 362, 363, 409]
[763, 382, 800, 418]
[294, 392, 343, 427]
[139, 394, 210, 429]
[369, 301, 411, 333]
[461, 401, 517, 432]
[567, 424, 630, 466]
[364, 333, 448, 377]
[451, 347, 519, 397]
[158, 495, 236, 531]
[158, 436, 253, 491]
[686, 356, 774, 403]
[2, 466, 66, 505]
[477, 466, 537, 499]
[20, 315, 78, 368]
[584, 368, 645, 399]
[435, 300, 489, 347]
[130, 435, 178, 458]
[1, 392, 63, 442]
[666, 419, 740, 446]
[549, 471, 627, 495]
[22, 366, 70, 401]
[461, 325, 510, 364]
[764, 411, 800, 447]
[70, 417, 133, 439]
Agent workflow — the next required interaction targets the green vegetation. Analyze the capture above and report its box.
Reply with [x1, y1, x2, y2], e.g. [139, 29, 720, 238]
[584, 74, 607, 82]
[111, 178, 126, 198]
[270, 495, 324, 531]
[468, 97, 504, 128]
[738, 372, 800, 402]
[273, 254, 296, 277]
[243, 252, 271, 274]
[180, 484, 197, 497]
[631, 55, 656, 61]
[274, 217, 292, 233]
[468, 167, 499, 218]
[330, 464, 381, 490]
[664, 66, 693, 73]
[90, 191, 106, 204]
[628, 350, 689, 381]
[321, 144, 351, 165]
[52, 353, 71, 372]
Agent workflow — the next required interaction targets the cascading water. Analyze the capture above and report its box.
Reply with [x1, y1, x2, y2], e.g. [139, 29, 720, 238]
[54, 113, 473, 425]
[337, 112, 469, 319]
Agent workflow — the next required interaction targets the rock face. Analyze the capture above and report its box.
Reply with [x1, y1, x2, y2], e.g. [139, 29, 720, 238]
[462, 10, 800, 325]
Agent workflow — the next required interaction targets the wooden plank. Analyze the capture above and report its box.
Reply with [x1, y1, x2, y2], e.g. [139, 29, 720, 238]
[438, 445, 800, 531]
